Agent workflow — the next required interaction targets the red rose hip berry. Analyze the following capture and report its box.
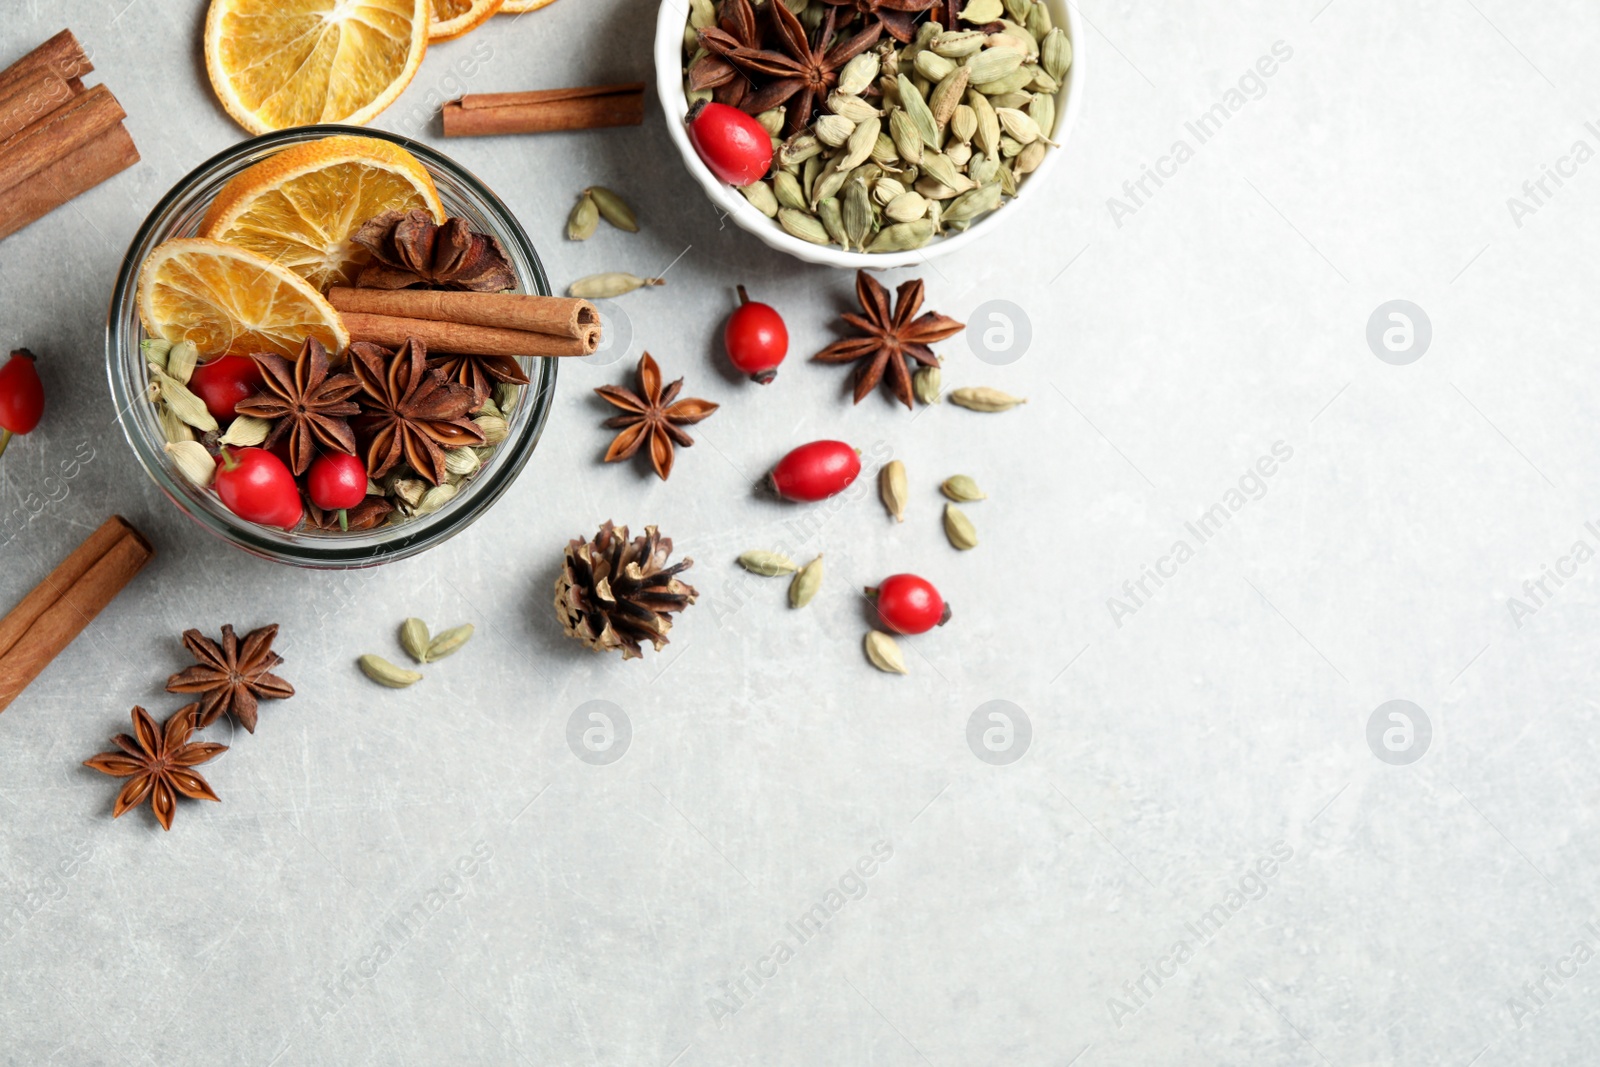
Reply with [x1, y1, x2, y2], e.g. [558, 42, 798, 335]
[307, 451, 368, 531]
[214, 446, 303, 530]
[687, 101, 774, 187]
[769, 440, 860, 502]
[0, 348, 45, 459]
[724, 285, 788, 384]
[866, 574, 950, 635]
[188, 354, 264, 422]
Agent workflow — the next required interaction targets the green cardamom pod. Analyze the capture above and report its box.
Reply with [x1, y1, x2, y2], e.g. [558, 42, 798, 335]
[773, 171, 808, 211]
[995, 106, 1041, 144]
[929, 67, 971, 127]
[780, 132, 823, 166]
[400, 617, 431, 663]
[1028, 92, 1055, 139]
[157, 403, 195, 444]
[941, 474, 987, 501]
[1002, 0, 1031, 23]
[740, 180, 780, 218]
[933, 30, 988, 57]
[164, 441, 215, 488]
[416, 483, 458, 515]
[962, 0, 1004, 20]
[868, 219, 935, 252]
[833, 116, 881, 173]
[896, 75, 941, 148]
[756, 107, 787, 136]
[949, 386, 1027, 411]
[1042, 28, 1072, 81]
[738, 550, 798, 576]
[884, 191, 929, 223]
[789, 554, 824, 608]
[688, 0, 715, 28]
[889, 109, 925, 165]
[817, 197, 846, 246]
[567, 192, 599, 241]
[965, 47, 1024, 87]
[837, 52, 880, 95]
[914, 363, 942, 405]
[166, 341, 199, 384]
[426, 624, 475, 662]
[473, 414, 508, 444]
[998, 159, 1020, 195]
[914, 50, 957, 82]
[391, 477, 426, 509]
[140, 338, 172, 369]
[827, 93, 881, 124]
[967, 90, 1001, 156]
[951, 103, 978, 144]
[219, 415, 271, 447]
[567, 273, 664, 299]
[975, 66, 1039, 96]
[587, 186, 639, 233]
[151, 369, 218, 433]
[944, 182, 1003, 223]
[880, 460, 908, 523]
[864, 630, 909, 674]
[842, 179, 875, 251]
[778, 207, 831, 245]
[815, 113, 856, 147]
[1027, 2, 1054, 38]
[1016, 140, 1047, 176]
[359, 654, 423, 689]
[493, 383, 520, 414]
[944, 503, 978, 550]
[444, 447, 480, 477]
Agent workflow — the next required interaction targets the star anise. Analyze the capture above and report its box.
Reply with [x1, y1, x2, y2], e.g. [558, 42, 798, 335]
[722, 1, 882, 132]
[350, 338, 485, 484]
[427, 350, 530, 405]
[83, 704, 226, 830]
[305, 495, 394, 533]
[814, 270, 965, 408]
[233, 338, 361, 475]
[595, 352, 719, 480]
[352, 209, 515, 292]
[166, 623, 295, 733]
[819, 0, 940, 42]
[691, 0, 765, 108]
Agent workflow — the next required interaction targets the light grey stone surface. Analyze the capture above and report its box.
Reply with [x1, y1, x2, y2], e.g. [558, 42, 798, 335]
[2, 1, 1598, 1064]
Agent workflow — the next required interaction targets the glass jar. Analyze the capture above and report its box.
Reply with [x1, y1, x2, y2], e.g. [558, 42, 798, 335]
[106, 125, 555, 569]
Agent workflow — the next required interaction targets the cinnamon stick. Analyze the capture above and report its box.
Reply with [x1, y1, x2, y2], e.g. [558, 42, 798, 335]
[0, 70, 77, 143]
[0, 516, 154, 715]
[0, 30, 92, 97]
[442, 82, 646, 137]
[0, 84, 125, 198]
[327, 287, 599, 340]
[0, 122, 139, 240]
[341, 311, 598, 357]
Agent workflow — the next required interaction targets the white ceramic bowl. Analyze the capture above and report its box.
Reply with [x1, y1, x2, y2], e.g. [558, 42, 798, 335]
[654, 0, 1082, 270]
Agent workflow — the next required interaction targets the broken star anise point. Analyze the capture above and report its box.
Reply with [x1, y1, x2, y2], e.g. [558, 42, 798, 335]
[83, 704, 226, 831]
[813, 270, 964, 409]
[165, 623, 294, 733]
[595, 352, 719, 481]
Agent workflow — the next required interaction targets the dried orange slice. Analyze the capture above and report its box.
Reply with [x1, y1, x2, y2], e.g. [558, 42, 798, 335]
[500, 0, 560, 13]
[138, 239, 350, 361]
[430, 0, 505, 40]
[204, 0, 429, 135]
[199, 136, 445, 292]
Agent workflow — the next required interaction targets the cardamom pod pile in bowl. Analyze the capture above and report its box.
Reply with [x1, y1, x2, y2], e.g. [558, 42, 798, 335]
[678, 0, 1074, 256]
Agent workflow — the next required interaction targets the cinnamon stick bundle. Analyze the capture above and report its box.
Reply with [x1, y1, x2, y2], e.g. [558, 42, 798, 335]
[327, 287, 599, 340]
[0, 516, 154, 715]
[0, 29, 139, 241]
[340, 311, 598, 358]
[442, 83, 646, 137]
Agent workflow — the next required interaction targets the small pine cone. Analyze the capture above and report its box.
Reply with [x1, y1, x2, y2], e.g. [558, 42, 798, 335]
[554, 521, 697, 659]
